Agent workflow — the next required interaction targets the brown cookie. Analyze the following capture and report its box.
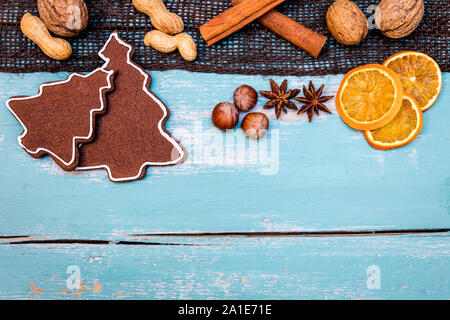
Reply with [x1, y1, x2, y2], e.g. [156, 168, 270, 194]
[6, 68, 115, 171]
[77, 32, 187, 182]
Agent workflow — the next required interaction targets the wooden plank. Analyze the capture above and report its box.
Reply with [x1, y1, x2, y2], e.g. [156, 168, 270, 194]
[0, 72, 449, 238]
[0, 234, 448, 299]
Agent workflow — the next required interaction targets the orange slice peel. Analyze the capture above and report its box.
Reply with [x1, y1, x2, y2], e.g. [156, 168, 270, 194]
[336, 64, 404, 131]
[363, 94, 423, 150]
[383, 51, 442, 112]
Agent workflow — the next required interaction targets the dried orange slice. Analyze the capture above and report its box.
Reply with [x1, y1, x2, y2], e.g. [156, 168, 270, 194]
[383, 51, 442, 112]
[363, 94, 423, 150]
[336, 64, 403, 130]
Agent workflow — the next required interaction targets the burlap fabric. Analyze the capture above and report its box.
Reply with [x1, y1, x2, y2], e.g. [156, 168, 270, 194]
[0, 0, 448, 75]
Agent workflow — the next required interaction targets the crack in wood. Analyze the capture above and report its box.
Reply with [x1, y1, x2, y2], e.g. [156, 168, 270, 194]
[129, 228, 450, 237]
[1, 239, 197, 246]
[1, 229, 448, 246]
[0, 235, 29, 239]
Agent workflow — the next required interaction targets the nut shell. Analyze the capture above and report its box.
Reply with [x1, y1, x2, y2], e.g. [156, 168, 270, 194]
[241, 113, 269, 140]
[212, 102, 239, 130]
[133, 0, 184, 35]
[375, 0, 424, 39]
[37, 0, 88, 37]
[326, 0, 368, 45]
[234, 85, 258, 111]
[174, 33, 197, 61]
[20, 13, 72, 60]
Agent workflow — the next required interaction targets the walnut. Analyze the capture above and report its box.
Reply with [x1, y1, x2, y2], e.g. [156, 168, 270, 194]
[37, 0, 89, 37]
[326, 0, 368, 46]
[375, 0, 424, 39]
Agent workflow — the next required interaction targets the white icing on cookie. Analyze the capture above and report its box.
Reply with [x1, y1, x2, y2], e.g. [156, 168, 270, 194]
[6, 69, 114, 168]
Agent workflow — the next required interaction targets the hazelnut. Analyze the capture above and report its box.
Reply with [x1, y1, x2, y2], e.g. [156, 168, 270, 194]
[241, 112, 269, 140]
[211, 102, 239, 130]
[233, 85, 258, 111]
[326, 0, 368, 45]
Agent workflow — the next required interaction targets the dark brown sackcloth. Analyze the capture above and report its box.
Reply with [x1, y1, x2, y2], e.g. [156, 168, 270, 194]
[0, 0, 448, 75]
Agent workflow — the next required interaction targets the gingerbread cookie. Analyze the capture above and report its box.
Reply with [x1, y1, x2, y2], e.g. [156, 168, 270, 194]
[6, 69, 115, 171]
[77, 32, 186, 182]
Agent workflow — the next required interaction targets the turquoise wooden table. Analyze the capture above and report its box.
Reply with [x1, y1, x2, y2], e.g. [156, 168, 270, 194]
[0, 70, 449, 299]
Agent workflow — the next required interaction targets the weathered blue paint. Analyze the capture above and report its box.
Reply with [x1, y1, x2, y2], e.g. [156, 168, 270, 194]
[0, 235, 449, 299]
[0, 71, 449, 299]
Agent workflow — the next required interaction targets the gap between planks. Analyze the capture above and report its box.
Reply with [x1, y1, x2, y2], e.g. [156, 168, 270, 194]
[0, 238, 197, 246]
[130, 228, 450, 238]
[1, 228, 449, 246]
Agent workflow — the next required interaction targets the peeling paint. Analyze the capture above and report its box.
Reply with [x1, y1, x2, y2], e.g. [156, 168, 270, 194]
[37, 158, 65, 176]
[113, 290, 126, 299]
[93, 281, 102, 294]
[29, 283, 43, 299]
[59, 279, 102, 298]
[440, 178, 450, 215]
[408, 148, 418, 164]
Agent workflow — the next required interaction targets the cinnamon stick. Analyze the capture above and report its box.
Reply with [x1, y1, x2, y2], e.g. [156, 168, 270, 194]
[199, 0, 288, 46]
[232, 0, 327, 58]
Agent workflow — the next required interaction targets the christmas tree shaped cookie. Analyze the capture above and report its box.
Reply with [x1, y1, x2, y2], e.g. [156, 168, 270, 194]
[6, 69, 115, 171]
[77, 32, 187, 182]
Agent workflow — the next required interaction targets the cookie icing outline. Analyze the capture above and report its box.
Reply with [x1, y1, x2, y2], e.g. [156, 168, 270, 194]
[76, 32, 186, 182]
[6, 68, 114, 169]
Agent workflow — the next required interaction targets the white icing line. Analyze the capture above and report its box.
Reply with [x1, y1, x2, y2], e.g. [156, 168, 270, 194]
[5, 69, 114, 168]
[76, 32, 186, 182]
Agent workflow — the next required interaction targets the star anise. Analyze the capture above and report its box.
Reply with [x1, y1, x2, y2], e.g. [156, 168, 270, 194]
[259, 79, 300, 119]
[294, 81, 334, 122]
